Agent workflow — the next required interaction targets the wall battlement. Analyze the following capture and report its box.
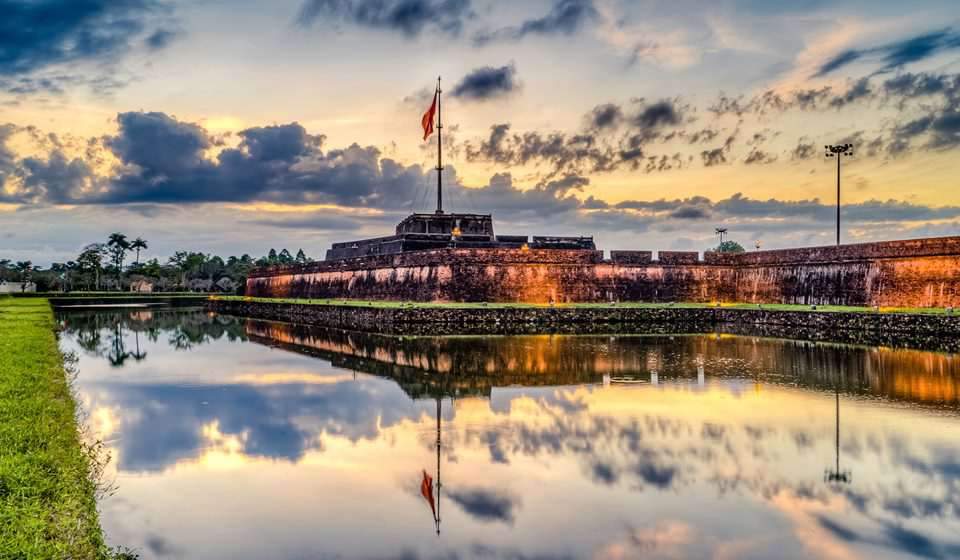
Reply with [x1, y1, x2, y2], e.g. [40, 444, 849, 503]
[247, 235, 960, 307]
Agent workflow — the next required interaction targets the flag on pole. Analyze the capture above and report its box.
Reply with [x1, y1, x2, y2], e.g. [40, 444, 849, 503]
[420, 469, 437, 520]
[422, 89, 438, 140]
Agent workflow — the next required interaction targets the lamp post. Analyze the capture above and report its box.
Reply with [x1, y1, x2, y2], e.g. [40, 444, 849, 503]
[825, 143, 853, 246]
[715, 227, 728, 247]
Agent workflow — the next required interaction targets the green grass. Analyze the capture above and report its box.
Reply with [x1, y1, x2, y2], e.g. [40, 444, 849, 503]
[214, 295, 953, 315]
[0, 297, 128, 559]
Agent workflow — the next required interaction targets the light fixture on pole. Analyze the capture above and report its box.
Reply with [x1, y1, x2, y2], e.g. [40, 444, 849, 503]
[715, 227, 728, 246]
[825, 143, 853, 246]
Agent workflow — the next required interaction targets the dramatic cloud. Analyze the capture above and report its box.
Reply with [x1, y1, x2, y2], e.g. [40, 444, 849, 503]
[464, 123, 615, 176]
[463, 99, 687, 176]
[0, 0, 177, 93]
[5, 105, 960, 249]
[473, 0, 597, 45]
[814, 28, 960, 77]
[451, 64, 518, 101]
[297, 0, 473, 38]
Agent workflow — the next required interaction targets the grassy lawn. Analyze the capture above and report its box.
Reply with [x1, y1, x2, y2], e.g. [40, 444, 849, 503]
[214, 295, 952, 315]
[0, 297, 124, 559]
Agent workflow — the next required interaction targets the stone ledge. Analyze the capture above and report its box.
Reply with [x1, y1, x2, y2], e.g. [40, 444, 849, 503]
[207, 299, 960, 352]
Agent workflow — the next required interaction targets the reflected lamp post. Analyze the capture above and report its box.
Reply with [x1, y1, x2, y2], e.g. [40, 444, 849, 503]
[825, 144, 853, 246]
[825, 384, 852, 485]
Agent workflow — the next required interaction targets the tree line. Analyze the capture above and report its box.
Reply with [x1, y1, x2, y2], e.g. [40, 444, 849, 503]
[0, 232, 313, 293]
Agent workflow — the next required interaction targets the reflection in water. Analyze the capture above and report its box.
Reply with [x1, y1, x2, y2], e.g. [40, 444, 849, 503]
[826, 385, 852, 486]
[57, 310, 960, 560]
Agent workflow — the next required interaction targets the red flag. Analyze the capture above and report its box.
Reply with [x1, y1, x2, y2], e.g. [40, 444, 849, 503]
[421, 90, 437, 141]
[420, 469, 437, 519]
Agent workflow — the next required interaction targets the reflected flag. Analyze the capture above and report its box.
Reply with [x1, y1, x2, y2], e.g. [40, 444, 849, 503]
[420, 469, 437, 520]
[421, 89, 437, 141]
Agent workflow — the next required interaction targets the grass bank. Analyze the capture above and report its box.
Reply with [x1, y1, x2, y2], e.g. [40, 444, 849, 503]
[213, 295, 952, 315]
[0, 297, 122, 558]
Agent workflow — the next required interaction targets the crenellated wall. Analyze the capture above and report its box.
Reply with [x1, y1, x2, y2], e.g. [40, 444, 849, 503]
[246, 236, 960, 307]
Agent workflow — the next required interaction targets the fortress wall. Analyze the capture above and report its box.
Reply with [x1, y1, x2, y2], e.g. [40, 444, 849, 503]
[729, 237, 960, 307]
[246, 236, 960, 307]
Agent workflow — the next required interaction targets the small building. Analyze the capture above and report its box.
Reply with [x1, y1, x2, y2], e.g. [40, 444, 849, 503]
[129, 278, 154, 293]
[0, 280, 36, 293]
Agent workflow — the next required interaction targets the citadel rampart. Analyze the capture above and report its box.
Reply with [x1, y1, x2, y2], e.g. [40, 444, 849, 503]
[246, 236, 960, 308]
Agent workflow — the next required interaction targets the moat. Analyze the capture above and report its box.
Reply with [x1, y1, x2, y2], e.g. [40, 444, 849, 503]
[57, 307, 960, 560]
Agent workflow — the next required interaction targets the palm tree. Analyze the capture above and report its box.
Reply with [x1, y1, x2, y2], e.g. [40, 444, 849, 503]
[130, 237, 148, 266]
[107, 233, 131, 289]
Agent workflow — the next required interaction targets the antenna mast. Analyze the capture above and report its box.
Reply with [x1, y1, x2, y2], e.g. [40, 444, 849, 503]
[436, 76, 443, 214]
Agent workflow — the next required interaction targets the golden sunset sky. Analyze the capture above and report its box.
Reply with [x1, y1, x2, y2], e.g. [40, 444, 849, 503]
[2, 0, 960, 263]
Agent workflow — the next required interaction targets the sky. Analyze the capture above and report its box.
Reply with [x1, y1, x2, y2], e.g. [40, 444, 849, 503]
[1, 0, 960, 265]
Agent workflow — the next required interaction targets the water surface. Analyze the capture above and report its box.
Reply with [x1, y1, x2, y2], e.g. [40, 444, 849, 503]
[57, 308, 960, 560]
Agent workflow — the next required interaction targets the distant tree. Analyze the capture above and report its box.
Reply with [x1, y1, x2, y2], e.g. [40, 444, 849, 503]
[78, 244, 106, 290]
[14, 261, 33, 291]
[295, 249, 308, 264]
[268, 248, 278, 263]
[168, 251, 189, 288]
[278, 249, 294, 264]
[130, 237, 148, 265]
[715, 240, 746, 253]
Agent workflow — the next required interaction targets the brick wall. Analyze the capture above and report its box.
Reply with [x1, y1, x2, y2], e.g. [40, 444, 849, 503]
[246, 235, 960, 307]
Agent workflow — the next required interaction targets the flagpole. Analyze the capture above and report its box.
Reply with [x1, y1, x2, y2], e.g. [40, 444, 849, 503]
[436, 76, 443, 214]
[435, 396, 441, 535]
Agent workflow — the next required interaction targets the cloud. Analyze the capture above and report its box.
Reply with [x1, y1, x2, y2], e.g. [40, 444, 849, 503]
[0, 0, 177, 94]
[589, 103, 623, 130]
[451, 64, 518, 101]
[297, 0, 473, 38]
[791, 139, 816, 160]
[744, 147, 777, 165]
[883, 72, 957, 100]
[464, 123, 616, 176]
[700, 130, 737, 167]
[463, 99, 686, 176]
[473, 0, 597, 45]
[633, 100, 682, 129]
[145, 28, 181, 50]
[814, 28, 960, 77]
[446, 486, 520, 524]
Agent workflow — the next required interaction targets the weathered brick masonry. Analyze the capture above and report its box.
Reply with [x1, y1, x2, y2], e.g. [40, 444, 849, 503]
[246, 236, 960, 307]
[207, 299, 960, 352]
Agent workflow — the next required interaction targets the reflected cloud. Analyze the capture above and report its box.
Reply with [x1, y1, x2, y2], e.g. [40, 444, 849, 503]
[446, 486, 520, 525]
[56, 309, 960, 559]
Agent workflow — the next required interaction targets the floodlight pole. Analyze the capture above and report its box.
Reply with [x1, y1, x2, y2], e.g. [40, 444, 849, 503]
[836, 153, 840, 246]
[825, 144, 853, 246]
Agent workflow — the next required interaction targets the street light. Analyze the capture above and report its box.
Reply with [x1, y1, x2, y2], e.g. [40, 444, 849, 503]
[715, 227, 728, 246]
[825, 143, 854, 246]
